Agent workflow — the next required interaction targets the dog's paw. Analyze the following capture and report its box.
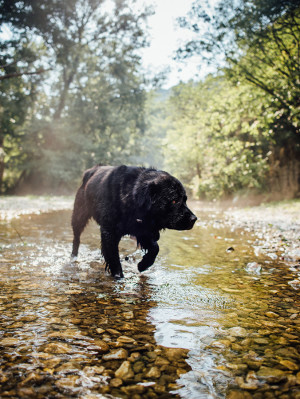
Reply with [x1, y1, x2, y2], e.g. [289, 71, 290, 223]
[112, 271, 124, 279]
[138, 261, 150, 273]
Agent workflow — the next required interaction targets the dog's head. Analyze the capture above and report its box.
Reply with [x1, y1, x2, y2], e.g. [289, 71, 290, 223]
[134, 171, 197, 231]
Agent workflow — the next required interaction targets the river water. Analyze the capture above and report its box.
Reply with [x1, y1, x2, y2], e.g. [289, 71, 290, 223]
[0, 204, 299, 398]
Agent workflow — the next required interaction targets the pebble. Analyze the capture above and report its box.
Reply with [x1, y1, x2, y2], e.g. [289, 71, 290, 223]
[83, 366, 105, 375]
[117, 335, 136, 344]
[227, 327, 248, 337]
[115, 361, 134, 380]
[279, 359, 299, 371]
[227, 390, 252, 399]
[102, 348, 128, 361]
[146, 366, 161, 379]
[164, 347, 189, 361]
[245, 262, 262, 274]
[265, 311, 279, 318]
[44, 343, 73, 354]
[0, 338, 19, 346]
[55, 375, 79, 389]
[110, 378, 123, 387]
[123, 311, 134, 319]
[257, 367, 287, 383]
[210, 339, 232, 348]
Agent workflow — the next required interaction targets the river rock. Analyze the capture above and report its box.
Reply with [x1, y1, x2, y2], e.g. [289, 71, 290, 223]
[265, 311, 279, 318]
[155, 356, 170, 366]
[164, 347, 189, 361]
[115, 361, 134, 380]
[91, 339, 109, 352]
[128, 352, 141, 362]
[257, 367, 287, 383]
[44, 342, 73, 354]
[123, 311, 134, 319]
[110, 378, 123, 387]
[210, 339, 232, 348]
[121, 385, 146, 395]
[227, 390, 252, 399]
[83, 366, 105, 376]
[0, 338, 19, 346]
[227, 327, 248, 337]
[55, 375, 79, 389]
[235, 374, 258, 390]
[117, 335, 136, 344]
[279, 359, 299, 371]
[102, 348, 128, 361]
[146, 366, 161, 379]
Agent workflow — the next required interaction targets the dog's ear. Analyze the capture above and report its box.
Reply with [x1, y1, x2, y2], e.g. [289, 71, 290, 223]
[135, 181, 158, 211]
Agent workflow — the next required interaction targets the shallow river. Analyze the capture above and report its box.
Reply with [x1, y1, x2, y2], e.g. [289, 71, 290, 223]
[0, 204, 299, 398]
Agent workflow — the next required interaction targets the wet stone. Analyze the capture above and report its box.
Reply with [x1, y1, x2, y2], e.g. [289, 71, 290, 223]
[115, 360, 134, 380]
[210, 339, 232, 348]
[279, 359, 299, 371]
[117, 335, 136, 344]
[146, 366, 161, 379]
[110, 377, 123, 387]
[227, 327, 248, 337]
[102, 348, 128, 360]
[0, 338, 19, 346]
[44, 342, 73, 354]
[257, 367, 288, 383]
[55, 375, 79, 389]
[265, 311, 280, 318]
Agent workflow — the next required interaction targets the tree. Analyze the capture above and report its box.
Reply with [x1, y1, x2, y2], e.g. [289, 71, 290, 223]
[164, 76, 271, 199]
[0, 0, 152, 192]
[177, 0, 300, 138]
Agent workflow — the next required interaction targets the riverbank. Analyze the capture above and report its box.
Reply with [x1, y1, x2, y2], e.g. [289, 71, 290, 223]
[223, 200, 300, 265]
[0, 195, 73, 220]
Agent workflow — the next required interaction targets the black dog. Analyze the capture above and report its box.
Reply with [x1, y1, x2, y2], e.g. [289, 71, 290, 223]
[71, 165, 197, 278]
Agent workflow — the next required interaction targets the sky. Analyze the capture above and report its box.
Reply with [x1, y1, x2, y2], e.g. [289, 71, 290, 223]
[136, 0, 214, 88]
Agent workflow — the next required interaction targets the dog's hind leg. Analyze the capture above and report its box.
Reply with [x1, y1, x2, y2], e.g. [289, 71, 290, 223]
[71, 187, 90, 257]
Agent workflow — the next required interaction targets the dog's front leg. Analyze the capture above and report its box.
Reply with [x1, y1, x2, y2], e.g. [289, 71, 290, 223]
[100, 228, 124, 278]
[138, 240, 159, 272]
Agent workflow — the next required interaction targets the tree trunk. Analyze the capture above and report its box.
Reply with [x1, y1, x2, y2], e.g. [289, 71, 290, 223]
[0, 146, 6, 193]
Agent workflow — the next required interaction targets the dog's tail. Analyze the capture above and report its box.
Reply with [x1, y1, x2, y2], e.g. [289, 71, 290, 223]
[81, 165, 100, 188]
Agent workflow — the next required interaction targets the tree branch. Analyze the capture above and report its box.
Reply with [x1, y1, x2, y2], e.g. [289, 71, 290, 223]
[0, 68, 51, 81]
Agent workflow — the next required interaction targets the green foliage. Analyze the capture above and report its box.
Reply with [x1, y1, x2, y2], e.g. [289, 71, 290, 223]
[0, 0, 152, 192]
[164, 77, 272, 199]
[178, 1, 300, 139]
[166, 0, 300, 199]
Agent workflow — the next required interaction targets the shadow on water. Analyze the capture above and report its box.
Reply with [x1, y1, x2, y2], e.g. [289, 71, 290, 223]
[0, 206, 299, 398]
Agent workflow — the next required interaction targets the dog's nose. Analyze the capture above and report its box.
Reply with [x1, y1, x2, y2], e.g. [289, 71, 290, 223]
[190, 214, 197, 225]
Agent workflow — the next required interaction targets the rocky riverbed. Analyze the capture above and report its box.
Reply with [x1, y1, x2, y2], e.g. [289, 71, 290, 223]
[0, 196, 299, 398]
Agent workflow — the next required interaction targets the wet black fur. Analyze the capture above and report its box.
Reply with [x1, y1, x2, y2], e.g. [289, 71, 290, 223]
[71, 165, 197, 278]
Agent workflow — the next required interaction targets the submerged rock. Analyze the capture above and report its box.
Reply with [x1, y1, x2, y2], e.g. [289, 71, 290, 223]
[44, 343, 73, 354]
[0, 338, 19, 346]
[227, 327, 248, 338]
[115, 361, 134, 380]
[55, 375, 79, 389]
[257, 367, 288, 383]
[164, 347, 189, 361]
[102, 348, 128, 361]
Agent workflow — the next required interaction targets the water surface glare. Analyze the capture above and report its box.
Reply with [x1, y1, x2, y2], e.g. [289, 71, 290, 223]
[0, 206, 299, 398]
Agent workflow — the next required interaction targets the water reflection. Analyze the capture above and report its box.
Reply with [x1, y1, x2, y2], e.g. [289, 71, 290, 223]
[0, 208, 299, 398]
